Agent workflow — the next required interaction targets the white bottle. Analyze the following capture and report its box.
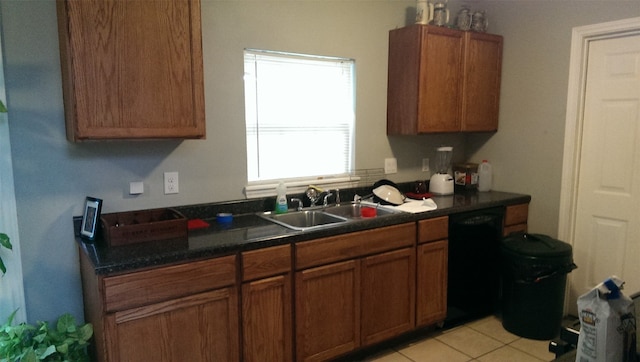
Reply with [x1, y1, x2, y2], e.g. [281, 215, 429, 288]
[275, 181, 288, 214]
[478, 160, 492, 192]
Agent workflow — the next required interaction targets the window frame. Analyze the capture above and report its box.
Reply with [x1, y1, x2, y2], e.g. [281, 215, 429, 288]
[243, 48, 357, 195]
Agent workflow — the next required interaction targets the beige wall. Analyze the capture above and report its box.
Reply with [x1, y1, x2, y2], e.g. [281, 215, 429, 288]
[1, 0, 638, 322]
[464, 2, 640, 237]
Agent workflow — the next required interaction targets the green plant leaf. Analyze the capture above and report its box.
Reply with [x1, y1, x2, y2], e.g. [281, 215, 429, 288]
[22, 348, 37, 362]
[0, 310, 92, 362]
[0, 100, 6, 113]
[0, 233, 11, 250]
[40, 344, 57, 358]
[57, 314, 75, 333]
[78, 324, 93, 342]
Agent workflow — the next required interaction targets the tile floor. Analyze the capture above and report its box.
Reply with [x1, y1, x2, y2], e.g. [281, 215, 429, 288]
[361, 315, 556, 362]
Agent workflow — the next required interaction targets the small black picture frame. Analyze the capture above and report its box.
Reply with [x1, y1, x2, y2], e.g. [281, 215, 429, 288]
[80, 197, 102, 240]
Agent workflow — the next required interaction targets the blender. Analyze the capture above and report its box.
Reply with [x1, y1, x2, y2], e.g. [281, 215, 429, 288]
[429, 146, 454, 195]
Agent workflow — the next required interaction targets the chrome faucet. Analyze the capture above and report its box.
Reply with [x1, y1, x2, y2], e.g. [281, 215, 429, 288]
[291, 198, 303, 211]
[305, 186, 322, 206]
[322, 191, 334, 207]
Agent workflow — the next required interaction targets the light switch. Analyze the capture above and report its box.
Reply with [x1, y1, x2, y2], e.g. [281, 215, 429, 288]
[129, 181, 144, 195]
[384, 158, 397, 174]
[422, 158, 430, 172]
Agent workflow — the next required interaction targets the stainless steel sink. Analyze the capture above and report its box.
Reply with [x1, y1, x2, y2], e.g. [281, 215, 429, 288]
[259, 210, 348, 231]
[323, 203, 398, 218]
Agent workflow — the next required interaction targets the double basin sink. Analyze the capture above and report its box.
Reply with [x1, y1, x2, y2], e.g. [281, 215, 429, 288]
[259, 202, 399, 231]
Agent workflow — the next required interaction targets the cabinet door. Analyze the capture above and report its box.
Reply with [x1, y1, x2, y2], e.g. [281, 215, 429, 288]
[418, 27, 464, 133]
[295, 260, 360, 362]
[57, 0, 205, 140]
[361, 248, 415, 346]
[416, 240, 448, 327]
[461, 32, 503, 132]
[106, 287, 239, 362]
[242, 274, 293, 362]
[387, 25, 463, 134]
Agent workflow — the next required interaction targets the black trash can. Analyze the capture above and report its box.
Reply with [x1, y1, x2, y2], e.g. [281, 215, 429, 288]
[501, 232, 577, 340]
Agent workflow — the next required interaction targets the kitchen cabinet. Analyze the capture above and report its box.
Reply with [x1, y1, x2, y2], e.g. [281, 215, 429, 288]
[416, 216, 449, 327]
[387, 25, 503, 134]
[294, 223, 416, 362]
[503, 203, 529, 236]
[56, 0, 206, 141]
[361, 247, 415, 346]
[80, 253, 239, 362]
[241, 245, 293, 362]
[295, 260, 360, 362]
[461, 31, 503, 132]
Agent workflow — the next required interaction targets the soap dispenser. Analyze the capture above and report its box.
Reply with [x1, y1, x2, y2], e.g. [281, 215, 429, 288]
[275, 181, 288, 214]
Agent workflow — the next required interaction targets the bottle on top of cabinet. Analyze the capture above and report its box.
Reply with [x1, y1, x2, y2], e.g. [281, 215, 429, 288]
[478, 160, 492, 192]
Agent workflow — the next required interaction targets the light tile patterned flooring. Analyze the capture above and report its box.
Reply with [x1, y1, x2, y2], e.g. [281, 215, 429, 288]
[362, 315, 556, 362]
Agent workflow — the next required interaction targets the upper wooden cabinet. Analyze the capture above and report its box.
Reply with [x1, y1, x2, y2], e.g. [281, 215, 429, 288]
[461, 31, 504, 132]
[387, 25, 503, 134]
[56, 0, 206, 141]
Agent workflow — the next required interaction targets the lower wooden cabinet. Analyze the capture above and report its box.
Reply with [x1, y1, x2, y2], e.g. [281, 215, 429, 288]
[241, 245, 293, 362]
[81, 218, 455, 361]
[294, 223, 416, 362]
[296, 260, 361, 362]
[80, 252, 239, 362]
[106, 288, 238, 361]
[416, 240, 448, 326]
[503, 203, 529, 236]
[416, 216, 449, 327]
[361, 248, 416, 346]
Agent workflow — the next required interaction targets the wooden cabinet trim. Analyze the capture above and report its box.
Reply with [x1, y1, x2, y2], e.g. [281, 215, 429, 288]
[242, 244, 292, 281]
[417, 216, 449, 243]
[295, 223, 416, 270]
[103, 255, 236, 312]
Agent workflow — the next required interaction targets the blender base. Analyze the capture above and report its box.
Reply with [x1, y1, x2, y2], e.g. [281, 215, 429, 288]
[429, 173, 454, 195]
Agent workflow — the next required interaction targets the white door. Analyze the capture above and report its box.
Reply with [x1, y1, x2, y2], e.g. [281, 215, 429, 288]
[569, 33, 640, 310]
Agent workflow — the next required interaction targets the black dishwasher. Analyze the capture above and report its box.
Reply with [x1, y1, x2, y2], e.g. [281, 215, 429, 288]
[445, 207, 504, 327]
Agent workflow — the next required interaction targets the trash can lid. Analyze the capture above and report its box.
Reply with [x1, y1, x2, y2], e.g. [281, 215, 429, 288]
[502, 232, 573, 258]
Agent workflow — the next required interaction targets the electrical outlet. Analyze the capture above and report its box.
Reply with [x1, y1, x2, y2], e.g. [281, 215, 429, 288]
[384, 158, 397, 174]
[164, 172, 179, 194]
[422, 158, 430, 172]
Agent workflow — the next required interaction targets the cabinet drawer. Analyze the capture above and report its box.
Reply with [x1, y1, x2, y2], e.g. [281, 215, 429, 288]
[103, 254, 236, 312]
[504, 203, 529, 226]
[295, 223, 416, 270]
[242, 244, 291, 281]
[417, 216, 449, 243]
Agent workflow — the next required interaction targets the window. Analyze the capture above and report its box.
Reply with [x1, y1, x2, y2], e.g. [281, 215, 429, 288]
[244, 49, 355, 184]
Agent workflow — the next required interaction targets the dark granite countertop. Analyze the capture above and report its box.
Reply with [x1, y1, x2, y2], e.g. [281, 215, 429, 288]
[77, 190, 530, 275]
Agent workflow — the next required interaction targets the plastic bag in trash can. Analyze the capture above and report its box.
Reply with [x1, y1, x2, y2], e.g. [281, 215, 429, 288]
[576, 276, 637, 362]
